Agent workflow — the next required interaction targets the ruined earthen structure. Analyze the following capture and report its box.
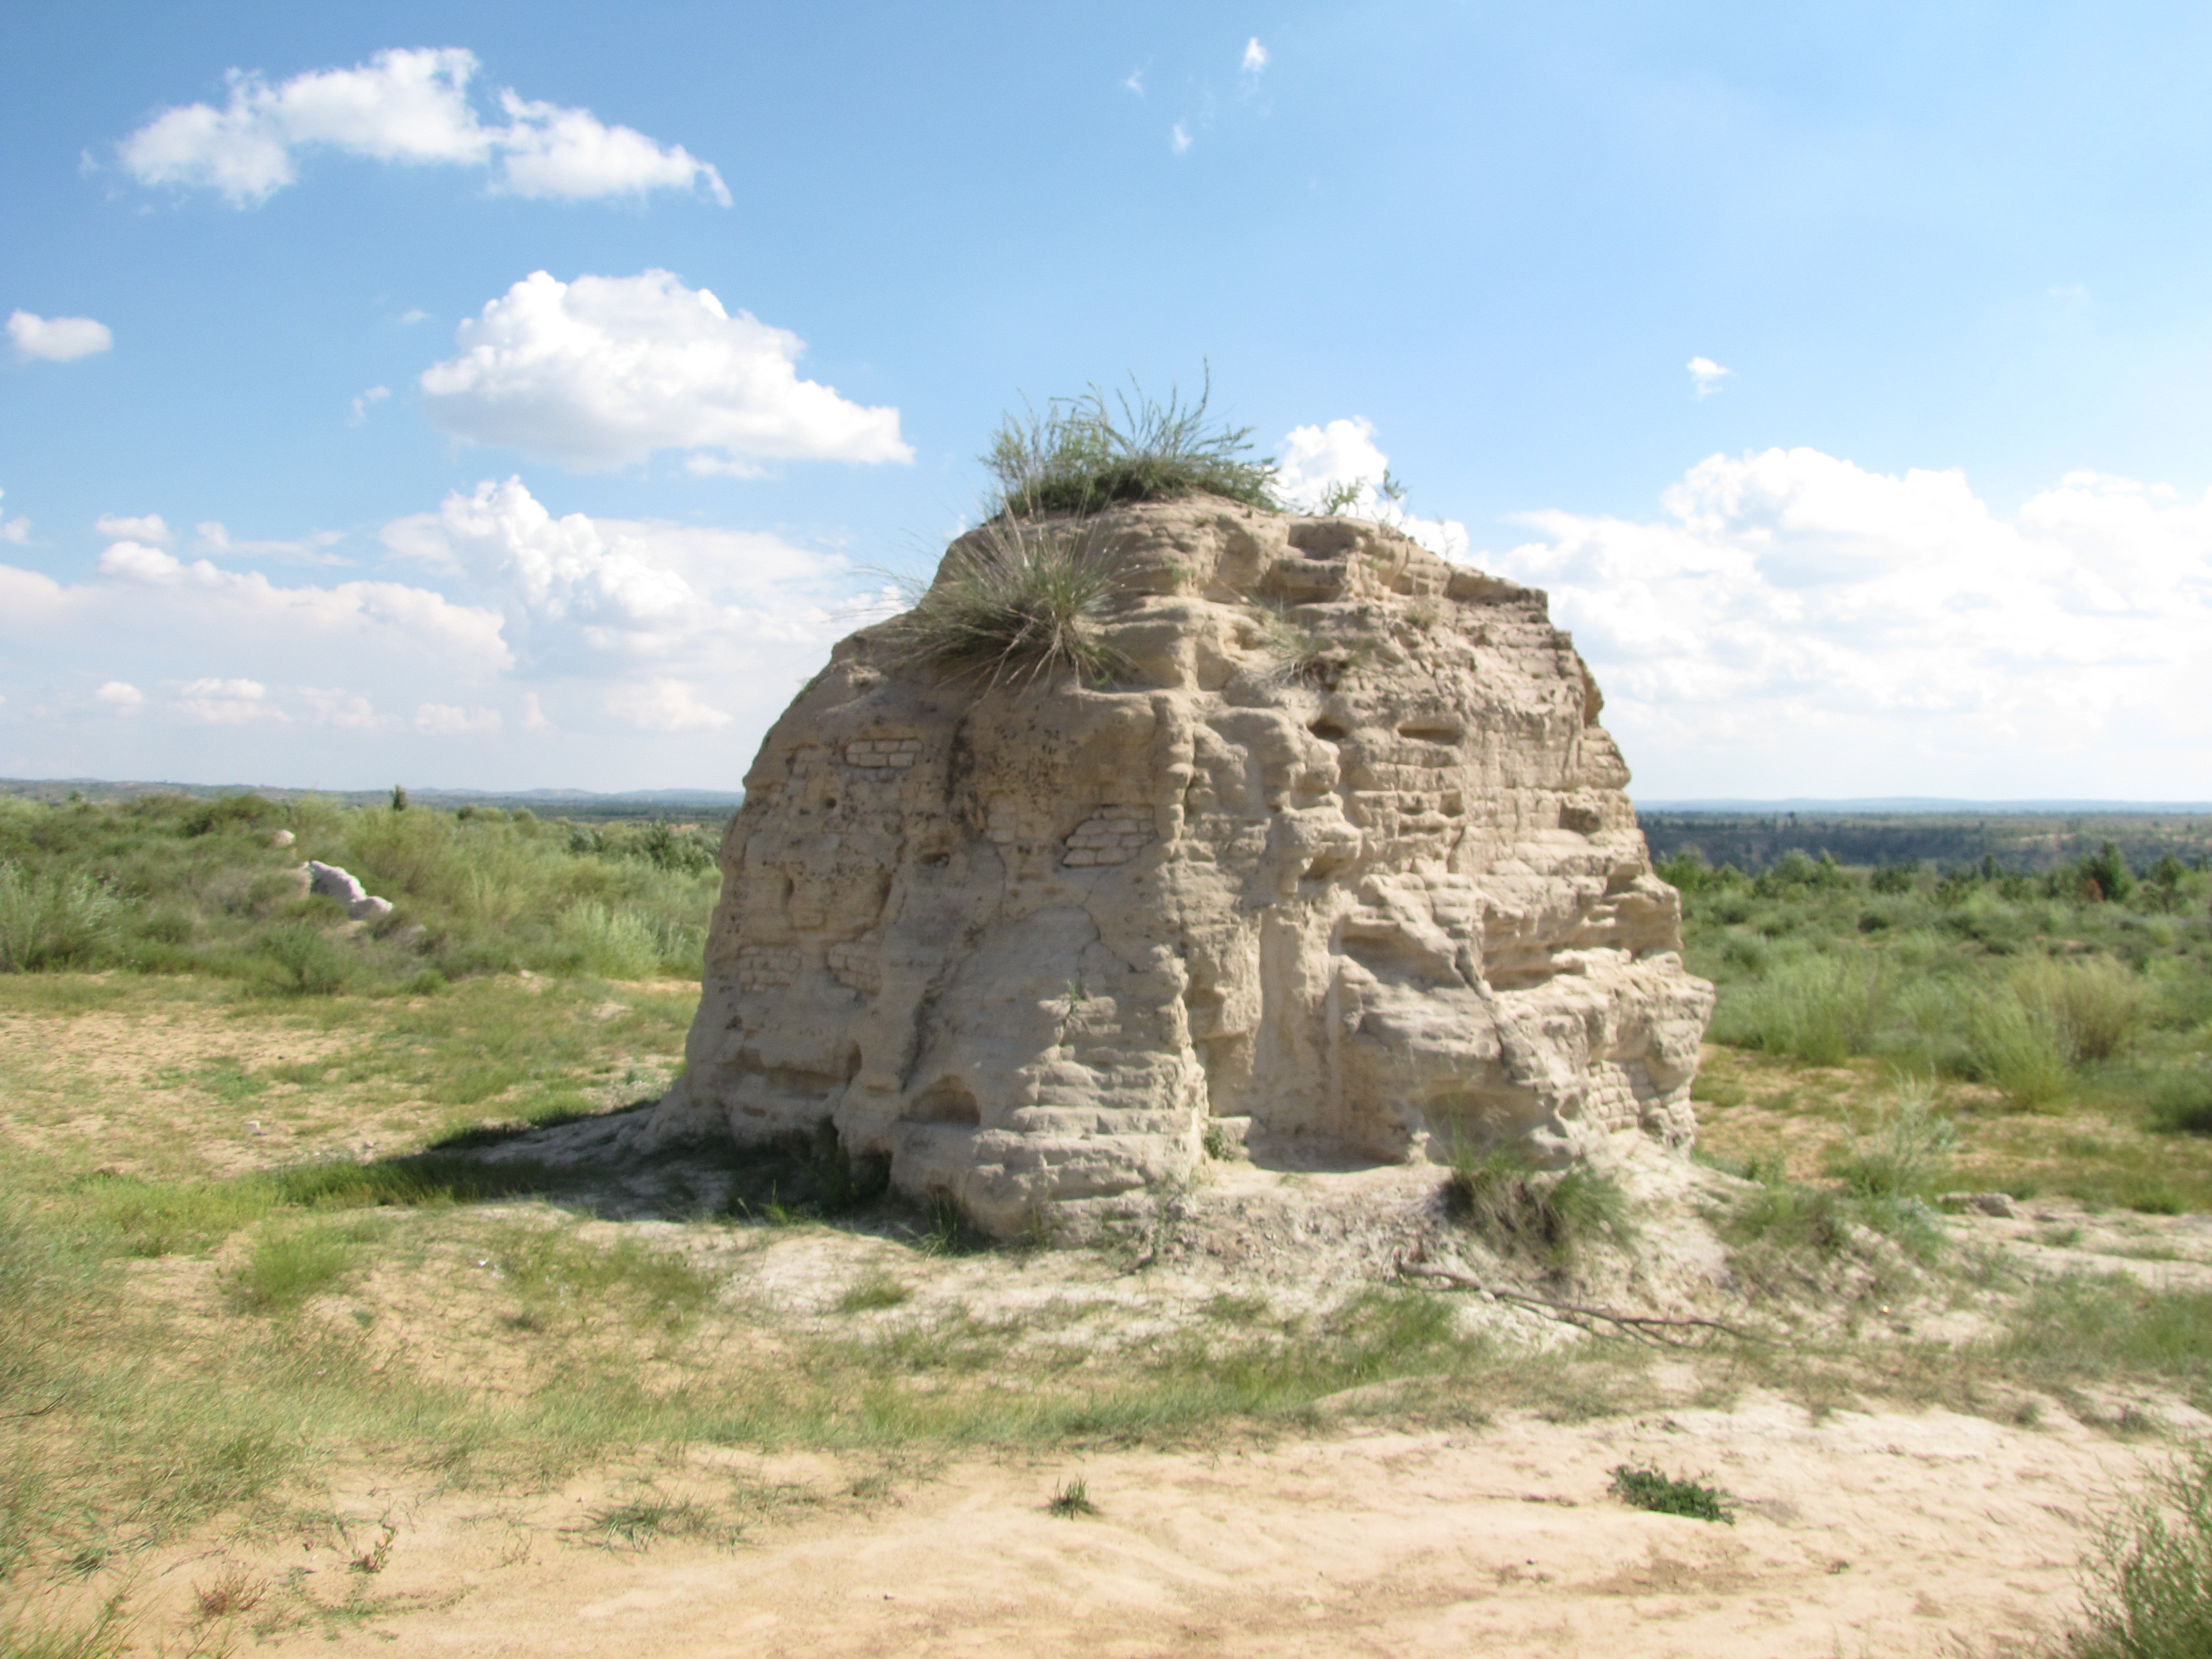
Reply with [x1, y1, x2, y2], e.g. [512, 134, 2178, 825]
[640, 501, 1714, 1232]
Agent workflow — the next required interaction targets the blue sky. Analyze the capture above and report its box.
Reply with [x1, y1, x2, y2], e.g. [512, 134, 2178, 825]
[4, 1, 2210, 797]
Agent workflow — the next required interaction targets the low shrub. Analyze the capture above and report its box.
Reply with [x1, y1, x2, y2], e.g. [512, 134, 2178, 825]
[1725, 1179, 1850, 1256]
[2063, 1442, 2212, 1658]
[1710, 951, 1889, 1067]
[1607, 1464, 1735, 1524]
[0, 864, 122, 971]
[1965, 987, 2071, 1108]
[2013, 956, 2147, 1064]
[256, 920, 353, 996]
[229, 1222, 361, 1312]
[1826, 1082, 1956, 1201]
[551, 900, 662, 979]
[2148, 1068, 2212, 1137]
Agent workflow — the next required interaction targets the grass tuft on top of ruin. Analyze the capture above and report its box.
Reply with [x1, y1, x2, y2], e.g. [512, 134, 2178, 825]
[981, 371, 1278, 517]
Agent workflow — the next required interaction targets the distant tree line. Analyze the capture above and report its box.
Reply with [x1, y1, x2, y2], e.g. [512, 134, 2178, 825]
[1641, 811, 2212, 880]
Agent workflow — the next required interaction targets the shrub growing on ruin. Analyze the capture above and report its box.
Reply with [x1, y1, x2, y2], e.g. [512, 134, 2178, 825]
[982, 372, 1277, 517]
[886, 516, 1130, 688]
[1443, 1146, 1626, 1267]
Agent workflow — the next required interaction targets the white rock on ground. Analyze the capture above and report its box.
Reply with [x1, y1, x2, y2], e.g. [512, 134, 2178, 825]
[304, 860, 396, 923]
[640, 500, 1714, 1233]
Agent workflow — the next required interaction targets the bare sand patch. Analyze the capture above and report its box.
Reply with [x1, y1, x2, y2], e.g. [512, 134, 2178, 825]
[74, 1401, 2141, 1657]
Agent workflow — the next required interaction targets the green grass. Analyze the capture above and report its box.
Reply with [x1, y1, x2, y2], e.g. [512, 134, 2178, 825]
[982, 372, 1278, 517]
[583, 1490, 742, 1551]
[0, 791, 720, 993]
[228, 1221, 367, 1312]
[837, 1273, 913, 1313]
[1674, 842, 2212, 1207]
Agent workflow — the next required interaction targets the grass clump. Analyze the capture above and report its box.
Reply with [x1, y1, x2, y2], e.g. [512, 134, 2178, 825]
[2063, 1442, 2212, 1658]
[228, 1222, 363, 1313]
[1443, 1147, 1627, 1268]
[1607, 1464, 1736, 1524]
[983, 372, 1276, 517]
[838, 1273, 913, 1313]
[1045, 1478, 1097, 1518]
[886, 517, 1129, 689]
[584, 1490, 739, 1552]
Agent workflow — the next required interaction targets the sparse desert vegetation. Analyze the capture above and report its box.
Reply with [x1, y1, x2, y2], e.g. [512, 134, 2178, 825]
[1, 794, 2210, 1652]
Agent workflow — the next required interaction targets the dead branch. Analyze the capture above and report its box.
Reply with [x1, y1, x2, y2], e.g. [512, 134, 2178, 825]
[1394, 1261, 1780, 1346]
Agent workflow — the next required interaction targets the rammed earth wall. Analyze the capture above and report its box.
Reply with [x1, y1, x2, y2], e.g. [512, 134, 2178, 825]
[638, 501, 1715, 1233]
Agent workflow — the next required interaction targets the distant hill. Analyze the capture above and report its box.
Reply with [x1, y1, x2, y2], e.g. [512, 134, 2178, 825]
[0, 777, 744, 823]
[1638, 797, 2212, 814]
[1637, 803, 2212, 874]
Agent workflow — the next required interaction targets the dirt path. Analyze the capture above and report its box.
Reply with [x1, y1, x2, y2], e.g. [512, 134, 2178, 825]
[147, 1396, 2132, 1657]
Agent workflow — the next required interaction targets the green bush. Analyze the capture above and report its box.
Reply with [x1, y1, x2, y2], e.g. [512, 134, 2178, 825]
[552, 901, 662, 979]
[229, 1223, 360, 1312]
[982, 373, 1277, 517]
[2148, 1068, 2212, 1137]
[1608, 1464, 1735, 1524]
[1725, 1179, 1850, 1256]
[2065, 1443, 2212, 1659]
[256, 920, 353, 995]
[0, 863, 122, 971]
[1965, 987, 2071, 1107]
[2013, 956, 2147, 1064]
[1710, 951, 1889, 1067]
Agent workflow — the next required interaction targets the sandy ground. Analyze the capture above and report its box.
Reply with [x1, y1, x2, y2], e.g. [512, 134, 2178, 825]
[104, 1397, 2146, 1657]
[7, 990, 2202, 1655]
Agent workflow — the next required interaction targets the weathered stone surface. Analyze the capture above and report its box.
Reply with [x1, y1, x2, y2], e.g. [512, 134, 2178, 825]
[640, 500, 1714, 1233]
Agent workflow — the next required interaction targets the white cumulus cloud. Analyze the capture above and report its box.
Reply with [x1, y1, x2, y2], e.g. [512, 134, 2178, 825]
[117, 47, 726, 208]
[418, 270, 911, 474]
[1241, 38, 1269, 77]
[414, 702, 503, 735]
[1688, 356, 1730, 398]
[1481, 448, 2212, 797]
[349, 384, 390, 425]
[1170, 122, 1192, 154]
[175, 677, 286, 724]
[607, 678, 733, 732]
[381, 475, 856, 736]
[9, 310, 113, 362]
[194, 521, 349, 565]
[95, 513, 172, 544]
[1275, 417, 1469, 560]
[2, 478, 873, 786]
